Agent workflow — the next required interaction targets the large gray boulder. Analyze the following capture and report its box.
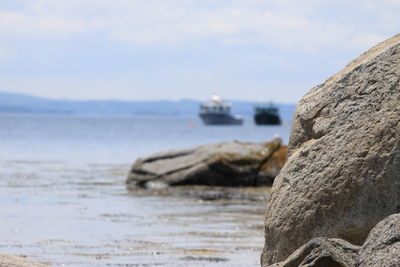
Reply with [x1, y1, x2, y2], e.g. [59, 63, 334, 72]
[262, 34, 400, 265]
[355, 213, 400, 266]
[127, 140, 287, 188]
[0, 254, 46, 267]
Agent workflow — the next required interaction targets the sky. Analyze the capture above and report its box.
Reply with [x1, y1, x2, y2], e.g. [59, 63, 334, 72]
[0, 0, 399, 103]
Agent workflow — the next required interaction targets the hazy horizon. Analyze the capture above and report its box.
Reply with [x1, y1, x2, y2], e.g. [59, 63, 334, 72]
[0, 90, 299, 103]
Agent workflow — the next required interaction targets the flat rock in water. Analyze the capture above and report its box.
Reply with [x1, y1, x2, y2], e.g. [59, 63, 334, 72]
[127, 140, 287, 187]
[262, 34, 400, 265]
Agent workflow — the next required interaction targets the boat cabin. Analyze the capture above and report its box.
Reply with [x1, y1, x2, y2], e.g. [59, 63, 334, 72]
[255, 106, 279, 115]
[200, 104, 231, 114]
[200, 95, 232, 114]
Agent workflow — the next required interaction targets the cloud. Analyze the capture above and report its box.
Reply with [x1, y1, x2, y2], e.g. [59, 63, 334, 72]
[0, 9, 94, 39]
[0, 44, 15, 62]
[0, 0, 398, 51]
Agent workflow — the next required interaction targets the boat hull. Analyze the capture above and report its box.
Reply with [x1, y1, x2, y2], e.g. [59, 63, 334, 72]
[254, 113, 281, 125]
[199, 113, 243, 125]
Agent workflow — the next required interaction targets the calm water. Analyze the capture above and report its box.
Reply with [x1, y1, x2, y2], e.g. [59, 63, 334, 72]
[0, 114, 291, 266]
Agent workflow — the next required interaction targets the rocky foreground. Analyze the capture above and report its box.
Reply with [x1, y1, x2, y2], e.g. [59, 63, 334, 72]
[0, 254, 46, 267]
[262, 34, 400, 266]
[268, 214, 400, 266]
[127, 139, 287, 188]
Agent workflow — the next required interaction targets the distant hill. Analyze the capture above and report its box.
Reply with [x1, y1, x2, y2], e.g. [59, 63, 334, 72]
[0, 91, 297, 121]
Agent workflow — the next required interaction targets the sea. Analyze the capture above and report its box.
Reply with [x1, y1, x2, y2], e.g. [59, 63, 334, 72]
[0, 113, 292, 267]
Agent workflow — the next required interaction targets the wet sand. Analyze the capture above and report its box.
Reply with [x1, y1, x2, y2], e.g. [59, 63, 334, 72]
[0, 160, 270, 266]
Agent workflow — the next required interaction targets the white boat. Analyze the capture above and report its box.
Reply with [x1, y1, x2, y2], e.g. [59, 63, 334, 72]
[199, 95, 243, 125]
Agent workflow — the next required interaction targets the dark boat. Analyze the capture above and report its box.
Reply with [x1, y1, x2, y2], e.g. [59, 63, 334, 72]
[254, 104, 281, 125]
[199, 95, 243, 125]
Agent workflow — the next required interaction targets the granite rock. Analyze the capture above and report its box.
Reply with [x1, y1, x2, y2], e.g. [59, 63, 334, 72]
[0, 254, 46, 267]
[355, 213, 400, 266]
[127, 140, 287, 187]
[266, 214, 400, 267]
[262, 34, 400, 265]
[267, 237, 359, 267]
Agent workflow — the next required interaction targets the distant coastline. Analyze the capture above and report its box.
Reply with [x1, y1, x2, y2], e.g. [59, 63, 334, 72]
[0, 91, 296, 121]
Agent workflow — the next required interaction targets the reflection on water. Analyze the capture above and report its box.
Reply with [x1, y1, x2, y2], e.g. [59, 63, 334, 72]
[0, 160, 268, 266]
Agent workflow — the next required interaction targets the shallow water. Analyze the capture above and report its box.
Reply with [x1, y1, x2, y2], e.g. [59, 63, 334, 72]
[0, 114, 287, 266]
[1, 160, 268, 266]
